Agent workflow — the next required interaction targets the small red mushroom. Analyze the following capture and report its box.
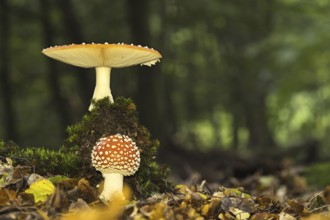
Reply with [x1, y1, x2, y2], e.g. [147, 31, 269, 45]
[91, 134, 140, 201]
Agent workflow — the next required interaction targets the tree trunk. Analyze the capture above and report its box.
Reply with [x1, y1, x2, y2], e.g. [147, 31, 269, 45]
[0, 0, 18, 141]
[56, 0, 93, 110]
[219, 0, 276, 151]
[40, 0, 70, 140]
[242, 91, 275, 150]
[126, 0, 162, 138]
[231, 113, 239, 149]
[228, 61, 275, 150]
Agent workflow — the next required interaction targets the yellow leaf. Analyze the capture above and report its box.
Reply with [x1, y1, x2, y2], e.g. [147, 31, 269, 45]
[175, 184, 191, 194]
[201, 204, 210, 216]
[198, 192, 208, 200]
[25, 178, 55, 203]
[224, 188, 251, 199]
[229, 207, 250, 220]
[218, 212, 234, 219]
[279, 212, 296, 220]
[218, 213, 225, 219]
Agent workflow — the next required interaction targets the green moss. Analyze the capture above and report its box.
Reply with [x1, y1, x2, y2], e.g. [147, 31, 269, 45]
[64, 97, 171, 198]
[0, 141, 79, 176]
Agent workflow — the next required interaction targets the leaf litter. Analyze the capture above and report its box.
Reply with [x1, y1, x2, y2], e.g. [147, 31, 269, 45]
[0, 156, 329, 219]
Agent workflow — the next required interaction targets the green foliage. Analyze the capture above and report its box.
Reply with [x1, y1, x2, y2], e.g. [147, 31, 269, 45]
[64, 97, 171, 198]
[0, 140, 79, 176]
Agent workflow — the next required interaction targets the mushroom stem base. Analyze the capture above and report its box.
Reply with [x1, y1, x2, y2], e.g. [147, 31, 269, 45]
[99, 172, 124, 201]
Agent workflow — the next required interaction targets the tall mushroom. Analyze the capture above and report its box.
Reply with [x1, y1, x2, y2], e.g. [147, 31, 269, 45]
[91, 133, 140, 201]
[42, 43, 162, 110]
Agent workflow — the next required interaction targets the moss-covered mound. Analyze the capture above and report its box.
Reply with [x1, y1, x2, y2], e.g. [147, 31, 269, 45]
[64, 97, 171, 198]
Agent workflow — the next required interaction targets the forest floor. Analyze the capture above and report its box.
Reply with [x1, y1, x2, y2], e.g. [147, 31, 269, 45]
[0, 150, 330, 220]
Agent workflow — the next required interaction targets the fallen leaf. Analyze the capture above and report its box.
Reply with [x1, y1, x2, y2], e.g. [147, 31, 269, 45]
[201, 203, 210, 216]
[25, 178, 55, 203]
[229, 207, 250, 220]
[302, 212, 330, 220]
[323, 186, 330, 204]
[251, 212, 277, 220]
[279, 212, 296, 220]
[0, 189, 16, 206]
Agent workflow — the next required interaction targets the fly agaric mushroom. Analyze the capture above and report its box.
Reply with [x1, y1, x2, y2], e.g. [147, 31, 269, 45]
[91, 134, 140, 201]
[42, 43, 162, 110]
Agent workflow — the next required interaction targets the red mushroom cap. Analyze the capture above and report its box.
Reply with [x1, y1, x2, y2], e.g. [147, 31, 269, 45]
[91, 134, 140, 176]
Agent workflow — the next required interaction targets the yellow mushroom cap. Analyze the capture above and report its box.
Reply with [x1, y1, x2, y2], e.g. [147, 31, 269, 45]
[42, 43, 162, 68]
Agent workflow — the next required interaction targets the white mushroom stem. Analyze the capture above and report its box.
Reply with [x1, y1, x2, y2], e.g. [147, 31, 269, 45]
[99, 172, 124, 201]
[89, 66, 114, 111]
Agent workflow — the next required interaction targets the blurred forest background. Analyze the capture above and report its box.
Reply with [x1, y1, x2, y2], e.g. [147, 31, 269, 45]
[1, 0, 330, 179]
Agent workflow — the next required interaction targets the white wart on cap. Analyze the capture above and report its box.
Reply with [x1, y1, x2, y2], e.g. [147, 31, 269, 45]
[42, 43, 162, 110]
[91, 134, 140, 201]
